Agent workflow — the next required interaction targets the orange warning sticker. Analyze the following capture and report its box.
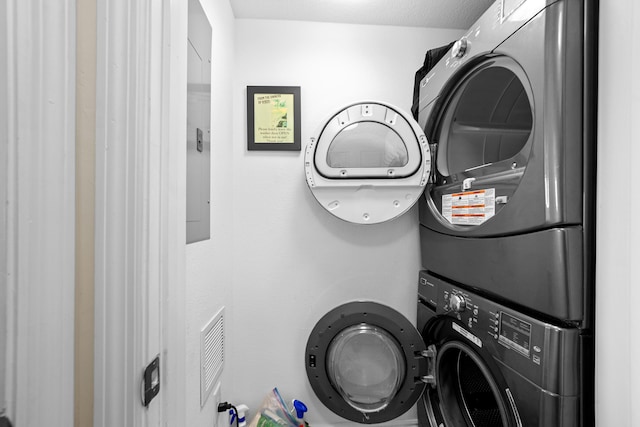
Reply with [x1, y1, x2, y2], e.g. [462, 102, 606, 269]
[442, 188, 495, 225]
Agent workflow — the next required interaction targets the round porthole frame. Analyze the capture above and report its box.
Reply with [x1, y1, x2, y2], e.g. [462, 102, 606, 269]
[305, 301, 427, 424]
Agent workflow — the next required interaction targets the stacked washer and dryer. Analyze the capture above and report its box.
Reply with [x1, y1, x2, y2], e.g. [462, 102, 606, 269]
[303, 0, 597, 426]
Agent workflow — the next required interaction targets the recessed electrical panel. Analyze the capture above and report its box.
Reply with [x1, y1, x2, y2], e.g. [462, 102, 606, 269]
[186, 0, 212, 244]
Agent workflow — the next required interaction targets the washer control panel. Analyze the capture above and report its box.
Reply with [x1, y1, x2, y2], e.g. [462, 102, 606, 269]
[442, 287, 481, 333]
[418, 270, 581, 394]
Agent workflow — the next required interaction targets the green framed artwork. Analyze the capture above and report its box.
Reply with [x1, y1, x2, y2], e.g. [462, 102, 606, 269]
[247, 86, 301, 151]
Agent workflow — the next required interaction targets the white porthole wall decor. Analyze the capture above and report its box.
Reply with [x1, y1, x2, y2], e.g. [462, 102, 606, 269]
[305, 101, 430, 225]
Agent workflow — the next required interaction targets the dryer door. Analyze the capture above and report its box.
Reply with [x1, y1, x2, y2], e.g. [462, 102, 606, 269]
[305, 102, 430, 224]
[305, 301, 427, 424]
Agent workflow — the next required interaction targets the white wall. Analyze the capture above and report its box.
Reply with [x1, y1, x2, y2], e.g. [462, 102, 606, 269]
[595, 1, 640, 426]
[230, 20, 462, 425]
[181, 0, 237, 426]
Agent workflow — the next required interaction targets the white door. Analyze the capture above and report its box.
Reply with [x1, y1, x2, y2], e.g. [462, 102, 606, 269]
[1, 0, 76, 425]
[0, 0, 8, 414]
[1, 0, 8, 408]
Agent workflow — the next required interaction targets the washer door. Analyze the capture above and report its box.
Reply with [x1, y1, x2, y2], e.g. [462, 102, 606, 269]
[305, 302, 427, 424]
[422, 318, 522, 427]
[305, 102, 430, 224]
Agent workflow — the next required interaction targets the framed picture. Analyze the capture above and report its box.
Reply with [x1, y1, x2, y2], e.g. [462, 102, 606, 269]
[247, 86, 301, 151]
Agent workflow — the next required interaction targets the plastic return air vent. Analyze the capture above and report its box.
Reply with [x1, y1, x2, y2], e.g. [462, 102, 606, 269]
[201, 307, 225, 407]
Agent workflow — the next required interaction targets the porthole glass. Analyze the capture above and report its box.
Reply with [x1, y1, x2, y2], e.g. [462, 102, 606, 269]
[304, 101, 430, 224]
[327, 122, 408, 168]
[326, 324, 406, 413]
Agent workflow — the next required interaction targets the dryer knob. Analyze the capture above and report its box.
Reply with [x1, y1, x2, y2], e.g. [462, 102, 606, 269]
[449, 294, 466, 313]
[452, 38, 468, 59]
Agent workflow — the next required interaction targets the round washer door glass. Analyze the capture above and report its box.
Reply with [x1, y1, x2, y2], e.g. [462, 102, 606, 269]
[326, 324, 406, 413]
[305, 102, 430, 225]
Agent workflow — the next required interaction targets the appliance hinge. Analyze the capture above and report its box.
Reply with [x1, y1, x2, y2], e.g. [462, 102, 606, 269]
[419, 344, 437, 385]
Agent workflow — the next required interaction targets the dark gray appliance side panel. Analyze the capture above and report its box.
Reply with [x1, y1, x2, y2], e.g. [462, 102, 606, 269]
[495, 0, 585, 227]
[580, 0, 599, 336]
[420, 224, 584, 321]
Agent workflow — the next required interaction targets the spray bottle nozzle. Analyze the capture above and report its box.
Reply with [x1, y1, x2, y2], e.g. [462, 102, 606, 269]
[293, 400, 308, 423]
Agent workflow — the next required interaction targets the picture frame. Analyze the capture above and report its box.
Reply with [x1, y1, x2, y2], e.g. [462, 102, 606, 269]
[247, 85, 301, 151]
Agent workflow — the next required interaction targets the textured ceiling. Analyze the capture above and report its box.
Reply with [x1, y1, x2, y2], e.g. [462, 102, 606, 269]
[229, 0, 494, 29]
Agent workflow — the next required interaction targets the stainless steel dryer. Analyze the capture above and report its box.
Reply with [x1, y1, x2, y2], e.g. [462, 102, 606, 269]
[304, 272, 586, 426]
[415, 0, 598, 324]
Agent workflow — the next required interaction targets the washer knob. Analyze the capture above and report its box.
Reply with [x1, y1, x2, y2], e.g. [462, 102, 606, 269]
[452, 38, 468, 59]
[449, 294, 466, 313]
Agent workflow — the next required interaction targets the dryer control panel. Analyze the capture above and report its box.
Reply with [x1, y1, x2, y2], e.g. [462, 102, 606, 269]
[418, 270, 581, 396]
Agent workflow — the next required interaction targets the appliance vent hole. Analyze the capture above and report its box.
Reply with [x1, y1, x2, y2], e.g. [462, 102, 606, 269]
[200, 307, 225, 407]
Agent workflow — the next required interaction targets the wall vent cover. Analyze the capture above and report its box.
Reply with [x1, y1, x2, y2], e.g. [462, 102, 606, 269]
[200, 307, 224, 407]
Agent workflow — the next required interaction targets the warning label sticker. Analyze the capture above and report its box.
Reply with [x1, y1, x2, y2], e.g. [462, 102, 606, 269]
[442, 188, 495, 225]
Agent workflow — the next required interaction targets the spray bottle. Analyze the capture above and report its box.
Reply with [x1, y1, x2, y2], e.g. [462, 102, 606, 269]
[292, 400, 308, 427]
[229, 404, 249, 427]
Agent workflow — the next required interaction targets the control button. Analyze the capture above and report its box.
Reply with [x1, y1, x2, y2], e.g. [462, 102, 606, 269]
[452, 38, 468, 59]
[449, 294, 466, 313]
[473, 308, 478, 316]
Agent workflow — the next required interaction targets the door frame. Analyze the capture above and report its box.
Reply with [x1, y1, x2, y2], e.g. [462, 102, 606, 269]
[93, 0, 182, 425]
[0, 0, 8, 416]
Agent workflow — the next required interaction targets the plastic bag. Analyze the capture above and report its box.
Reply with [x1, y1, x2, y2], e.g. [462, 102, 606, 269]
[248, 388, 300, 427]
